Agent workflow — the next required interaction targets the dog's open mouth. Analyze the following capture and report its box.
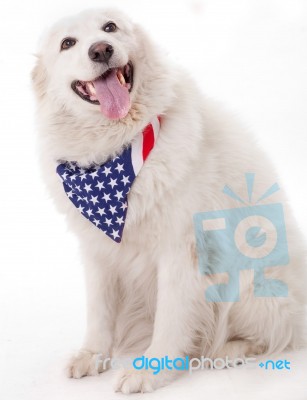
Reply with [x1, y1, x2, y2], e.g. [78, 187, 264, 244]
[71, 62, 133, 120]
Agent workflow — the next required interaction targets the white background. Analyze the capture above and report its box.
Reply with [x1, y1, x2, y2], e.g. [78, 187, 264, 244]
[0, 1, 307, 399]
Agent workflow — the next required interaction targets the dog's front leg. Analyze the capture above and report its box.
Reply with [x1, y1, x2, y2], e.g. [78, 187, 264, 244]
[67, 255, 117, 378]
[115, 248, 201, 393]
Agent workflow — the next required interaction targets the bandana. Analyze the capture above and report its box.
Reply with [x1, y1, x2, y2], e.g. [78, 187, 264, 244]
[56, 116, 160, 243]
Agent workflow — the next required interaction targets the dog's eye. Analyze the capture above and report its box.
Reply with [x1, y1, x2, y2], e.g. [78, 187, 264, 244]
[103, 22, 117, 33]
[60, 38, 77, 51]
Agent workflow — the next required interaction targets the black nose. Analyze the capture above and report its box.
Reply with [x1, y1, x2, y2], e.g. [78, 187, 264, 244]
[88, 42, 114, 63]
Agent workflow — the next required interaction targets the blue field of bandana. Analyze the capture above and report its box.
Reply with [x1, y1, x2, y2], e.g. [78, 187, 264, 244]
[57, 148, 136, 243]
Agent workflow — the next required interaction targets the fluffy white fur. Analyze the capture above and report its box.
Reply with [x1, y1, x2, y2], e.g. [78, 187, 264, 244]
[32, 8, 306, 393]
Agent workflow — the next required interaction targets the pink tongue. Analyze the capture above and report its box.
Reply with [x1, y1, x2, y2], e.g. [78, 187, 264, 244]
[93, 70, 131, 120]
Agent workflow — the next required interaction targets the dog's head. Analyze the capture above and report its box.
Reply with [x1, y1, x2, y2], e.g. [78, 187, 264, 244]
[32, 9, 172, 126]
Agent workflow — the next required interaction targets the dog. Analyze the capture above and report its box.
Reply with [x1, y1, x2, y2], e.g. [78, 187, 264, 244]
[32, 8, 306, 393]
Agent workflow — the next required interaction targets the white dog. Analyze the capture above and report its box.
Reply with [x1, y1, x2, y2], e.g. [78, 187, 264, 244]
[32, 8, 306, 393]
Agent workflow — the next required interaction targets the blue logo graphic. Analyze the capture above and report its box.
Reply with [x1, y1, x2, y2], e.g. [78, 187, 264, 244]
[194, 173, 289, 302]
[259, 359, 291, 370]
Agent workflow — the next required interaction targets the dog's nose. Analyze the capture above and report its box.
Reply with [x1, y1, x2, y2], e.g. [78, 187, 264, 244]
[88, 42, 114, 63]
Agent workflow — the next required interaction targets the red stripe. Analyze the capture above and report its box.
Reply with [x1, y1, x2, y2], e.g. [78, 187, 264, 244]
[142, 123, 155, 161]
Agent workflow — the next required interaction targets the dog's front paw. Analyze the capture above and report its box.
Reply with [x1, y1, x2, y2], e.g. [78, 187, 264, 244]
[114, 369, 157, 394]
[67, 349, 107, 378]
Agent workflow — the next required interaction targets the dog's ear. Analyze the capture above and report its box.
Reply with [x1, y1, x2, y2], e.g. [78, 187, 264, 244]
[31, 54, 47, 100]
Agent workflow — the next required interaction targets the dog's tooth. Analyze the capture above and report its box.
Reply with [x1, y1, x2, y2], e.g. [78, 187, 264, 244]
[86, 82, 96, 96]
[117, 71, 126, 86]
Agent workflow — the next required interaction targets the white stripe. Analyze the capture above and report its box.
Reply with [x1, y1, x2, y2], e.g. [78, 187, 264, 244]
[151, 116, 160, 140]
[131, 131, 144, 176]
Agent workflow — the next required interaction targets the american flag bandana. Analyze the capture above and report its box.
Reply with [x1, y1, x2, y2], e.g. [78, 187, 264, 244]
[56, 116, 161, 243]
